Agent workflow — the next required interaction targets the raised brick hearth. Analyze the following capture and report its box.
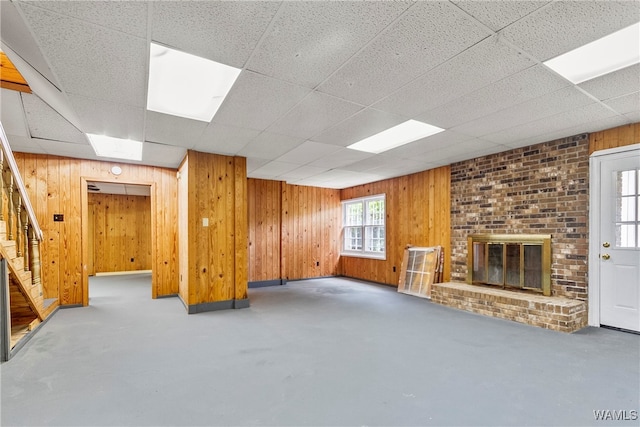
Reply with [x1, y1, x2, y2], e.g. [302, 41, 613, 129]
[431, 282, 587, 333]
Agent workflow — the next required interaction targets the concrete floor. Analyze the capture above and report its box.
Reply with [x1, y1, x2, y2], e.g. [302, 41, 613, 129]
[1, 274, 638, 426]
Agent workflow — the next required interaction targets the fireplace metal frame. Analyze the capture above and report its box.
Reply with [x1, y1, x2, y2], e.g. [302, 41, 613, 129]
[467, 234, 552, 296]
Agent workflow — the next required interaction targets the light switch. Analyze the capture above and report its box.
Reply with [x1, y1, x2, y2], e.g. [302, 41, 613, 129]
[202, 218, 209, 227]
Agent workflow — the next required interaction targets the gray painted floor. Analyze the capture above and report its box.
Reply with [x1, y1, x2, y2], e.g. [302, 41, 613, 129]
[1, 274, 638, 426]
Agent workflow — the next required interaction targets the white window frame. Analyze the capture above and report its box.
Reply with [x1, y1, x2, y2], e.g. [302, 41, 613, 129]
[341, 194, 386, 260]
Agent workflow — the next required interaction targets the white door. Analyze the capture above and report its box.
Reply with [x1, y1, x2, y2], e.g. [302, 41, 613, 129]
[599, 150, 640, 332]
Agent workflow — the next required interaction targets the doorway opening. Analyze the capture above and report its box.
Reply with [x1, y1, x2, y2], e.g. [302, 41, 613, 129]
[81, 179, 153, 305]
[589, 144, 640, 332]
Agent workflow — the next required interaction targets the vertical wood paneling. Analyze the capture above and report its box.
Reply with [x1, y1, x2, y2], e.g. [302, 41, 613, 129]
[89, 193, 151, 273]
[87, 200, 95, 275]
[177, 157, 189, 304]
[280, 183, 341, 280]
[45, 157, 60, 300]
[339, 166, 451, 286]
[182, 151, 247, 307]
[14, 152, 179, 306]
[234, 157, 248, 301]
[589, 122, 640, 154]
[247, 179, 282, 282]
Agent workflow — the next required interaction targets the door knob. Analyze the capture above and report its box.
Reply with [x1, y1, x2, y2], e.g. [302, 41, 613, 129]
[602, 254, 611, 260]
[602, 242, 610, 248]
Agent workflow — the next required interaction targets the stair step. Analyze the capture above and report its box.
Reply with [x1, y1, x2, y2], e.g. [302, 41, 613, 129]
[1, 241, 17, 259]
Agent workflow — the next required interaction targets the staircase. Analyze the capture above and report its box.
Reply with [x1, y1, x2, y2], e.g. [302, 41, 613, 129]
[0, 121, 49, 360]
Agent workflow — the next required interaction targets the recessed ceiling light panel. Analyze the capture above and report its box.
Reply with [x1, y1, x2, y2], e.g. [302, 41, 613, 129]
[147, 43, 241, 122]
[87, 134, 143, 161]
[347, 120, 445, 154]
[544, 22, 640, 84]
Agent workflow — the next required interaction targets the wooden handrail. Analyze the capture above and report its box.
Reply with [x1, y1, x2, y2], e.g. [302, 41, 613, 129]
[0, 122, 42, 241]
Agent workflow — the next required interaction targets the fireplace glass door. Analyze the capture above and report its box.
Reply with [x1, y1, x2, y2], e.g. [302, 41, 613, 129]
[468, 235, 551, 295]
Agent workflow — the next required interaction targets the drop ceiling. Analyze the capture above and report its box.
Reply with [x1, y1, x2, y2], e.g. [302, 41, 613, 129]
[1, 1, 638, 189]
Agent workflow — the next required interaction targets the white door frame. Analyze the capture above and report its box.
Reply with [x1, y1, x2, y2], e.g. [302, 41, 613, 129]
[588, 143, 640, 327]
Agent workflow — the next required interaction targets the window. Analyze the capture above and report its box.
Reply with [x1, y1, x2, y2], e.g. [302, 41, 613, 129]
[616, 168, 639, 248]
[342, 194, 385, 259]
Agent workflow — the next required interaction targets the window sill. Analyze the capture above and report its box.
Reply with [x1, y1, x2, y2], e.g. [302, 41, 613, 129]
[341, 252, 386, 261]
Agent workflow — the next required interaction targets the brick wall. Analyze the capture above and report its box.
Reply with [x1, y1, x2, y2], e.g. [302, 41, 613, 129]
[450, 134, 589, 300]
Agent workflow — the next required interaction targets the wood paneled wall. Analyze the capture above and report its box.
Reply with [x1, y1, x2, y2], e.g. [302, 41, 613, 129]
[247, 180, 341, 282]
[179, 151, 247, 307]
[589, 122, 640, 154]
[281, 183, 341, 280]
[177, 156, 189, 304]
[247, 179, 282, 282]
[88, 193, 151, 274]
[339, 166, 451, 286]
[14, 153, 178, 306]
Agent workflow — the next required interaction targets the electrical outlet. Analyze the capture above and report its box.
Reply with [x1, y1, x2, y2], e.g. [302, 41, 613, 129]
[53, 214, 64, 222]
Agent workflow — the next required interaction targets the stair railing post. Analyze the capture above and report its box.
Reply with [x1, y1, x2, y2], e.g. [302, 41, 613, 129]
[23, 215, 30, 272]
[28, 228, 41, 289]
[6, 174, 14, 241]
[14, 194, 22, 258]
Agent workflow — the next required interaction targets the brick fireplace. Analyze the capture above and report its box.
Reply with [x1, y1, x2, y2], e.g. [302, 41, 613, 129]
[433, 133, 590, 332]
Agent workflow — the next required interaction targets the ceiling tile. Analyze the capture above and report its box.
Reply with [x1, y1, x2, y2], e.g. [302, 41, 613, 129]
[142, 142, 186, 169]
[317, 1, 492, 105]
[246, 1, 412, 88]
[624, 111, 640, 123]
[278, 165, 329, 181]
[194, 123, 260, 156]
[238, 132, 305, 161]
[21, 93, 86, 143]
[250, 161, 301, 180]
[213, 71, 311, 132]
[451, 1, 551, 31]
[145, 112, 208, 149]
[451, 86, 595, 137]
[312, 108, 408, 147]
[338, 155, 397, 173]
[151, 1, 280, 68]
[373, 36, 537, 117]
[247, 158, 270, 174]
[366, 158, 436, 178]
[417, 65, 570, 129]
[22, 1, 148, 37]
[308, 148, 374, 169]
[578, 64, 640, 101]
[1, 1, 58, 85]
[500, 1, 640, 61]
[68, 94, 144, 141]
[275, 141, 343, 165]
[411, 138, 504, 162]
[383, 130, 474, 159]
[313, 169, 386, 189]
[18, 3, 147, 107]
[267, 91, 363, 140]
[34, 138, 97, 159]
[0, 89, 29, 137]
[501, 115, 631, 150]
[606, 90, 640, 115]
[482, 103, 618, 145]
[3, 135, 46, 154]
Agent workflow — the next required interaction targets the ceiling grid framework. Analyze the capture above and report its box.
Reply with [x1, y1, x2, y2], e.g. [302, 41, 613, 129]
[0, 0, 638, 188]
